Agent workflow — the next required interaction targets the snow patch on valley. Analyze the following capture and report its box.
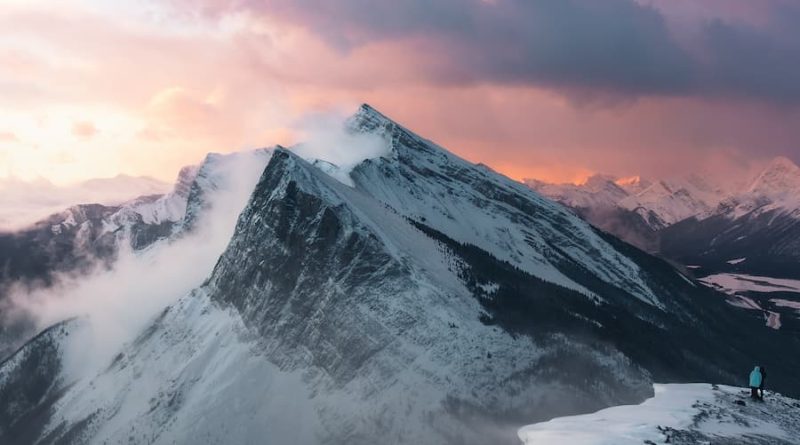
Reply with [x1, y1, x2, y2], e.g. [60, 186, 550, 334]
[700, 274, 800, 295]
[771, 299, 800, 313]
[766, 311, 782, 330]
[698, 273, 800, 330]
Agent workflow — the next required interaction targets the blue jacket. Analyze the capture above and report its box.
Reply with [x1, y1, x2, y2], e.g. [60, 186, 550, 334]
[749, 366, 763, 387]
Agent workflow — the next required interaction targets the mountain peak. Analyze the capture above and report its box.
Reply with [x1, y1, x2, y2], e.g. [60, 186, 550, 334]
[348, 103, 394, 133]
[748, 156, 800, 195]
[766, 155, 799, 170]
[582, 174, 619, 190]
[615, 175, 641, 187]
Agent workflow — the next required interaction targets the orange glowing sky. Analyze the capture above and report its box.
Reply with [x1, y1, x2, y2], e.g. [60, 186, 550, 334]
[2, 0, 800, 186]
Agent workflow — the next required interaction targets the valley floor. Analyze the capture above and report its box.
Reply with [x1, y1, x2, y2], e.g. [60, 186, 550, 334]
[518, 384, 800, 445]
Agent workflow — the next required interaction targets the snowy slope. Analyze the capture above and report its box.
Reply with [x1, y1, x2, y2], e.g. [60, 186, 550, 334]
[349, 105, 660, 307]
[519, 384, 800, 445]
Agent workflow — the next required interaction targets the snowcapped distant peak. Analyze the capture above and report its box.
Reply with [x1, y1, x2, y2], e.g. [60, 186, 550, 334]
[748, 156, 800, 196]
[767, 155, 800, 171]
[582, 174, 620, 191]
[615, 175, 640, 187]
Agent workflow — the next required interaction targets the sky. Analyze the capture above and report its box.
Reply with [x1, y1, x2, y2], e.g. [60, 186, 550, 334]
[1, 0, 800, 186]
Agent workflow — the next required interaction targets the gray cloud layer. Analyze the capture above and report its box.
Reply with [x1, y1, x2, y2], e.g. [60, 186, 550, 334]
[185, 0, 800, 104]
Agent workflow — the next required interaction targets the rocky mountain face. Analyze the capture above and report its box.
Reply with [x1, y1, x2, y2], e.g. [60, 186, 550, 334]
[0, 105, 798, 444]
[528, 157, 800, 279]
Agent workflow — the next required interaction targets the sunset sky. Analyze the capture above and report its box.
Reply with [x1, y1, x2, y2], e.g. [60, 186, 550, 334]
[2, 0, 800, 185]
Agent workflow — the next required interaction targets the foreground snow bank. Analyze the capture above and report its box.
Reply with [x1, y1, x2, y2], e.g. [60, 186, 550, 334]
[519, 384, 800, 445]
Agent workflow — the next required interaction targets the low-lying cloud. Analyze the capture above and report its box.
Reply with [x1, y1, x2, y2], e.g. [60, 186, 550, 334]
[2, 149, 272, 375]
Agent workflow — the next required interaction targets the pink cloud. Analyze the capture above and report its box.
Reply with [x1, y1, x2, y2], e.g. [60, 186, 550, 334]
[0, 131, 18, 143]
[1, 0, 799, 187]
[72, 121, 97, 139]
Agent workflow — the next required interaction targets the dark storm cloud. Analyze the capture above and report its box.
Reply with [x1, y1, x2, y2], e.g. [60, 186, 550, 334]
[699, 8, 800, 105]
[182, 0, 800, 104]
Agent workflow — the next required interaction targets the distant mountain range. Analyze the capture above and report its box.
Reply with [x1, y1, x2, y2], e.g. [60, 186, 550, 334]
[0, 175, 173, 231]
[0, 150, 272, 357]
[1, 105, 798, 444]
[527, 156, 800, 279]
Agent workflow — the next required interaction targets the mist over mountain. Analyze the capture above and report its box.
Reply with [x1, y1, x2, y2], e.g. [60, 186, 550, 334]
[1, 105, 798, 444]
[0, 150, 272, 358]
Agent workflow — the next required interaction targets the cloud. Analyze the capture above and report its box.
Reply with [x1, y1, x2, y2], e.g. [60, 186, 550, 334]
[290, 110, 390, 186]
[1, 0, 799, 186]
[0, 131, 18, 143]
[174, 0, 800, 105]
[2, 149, 271, 374]
[71, 120, 97, 139]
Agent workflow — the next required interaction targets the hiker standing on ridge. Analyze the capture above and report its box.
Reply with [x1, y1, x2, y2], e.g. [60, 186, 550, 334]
[749, 366, 764, 400]
[759, 366, 768, 400]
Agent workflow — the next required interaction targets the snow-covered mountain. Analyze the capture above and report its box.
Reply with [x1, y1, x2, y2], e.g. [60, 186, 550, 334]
[526, 173, 727, 233]
[1, 105, 798, 444]
[662, 157, 800, 279]
[618, 175, 727, 229]
[520, 383, 800, 444]
[528, 157, 800, 279]
[0, 175, 172, 231]
[526, 174, 630, 211]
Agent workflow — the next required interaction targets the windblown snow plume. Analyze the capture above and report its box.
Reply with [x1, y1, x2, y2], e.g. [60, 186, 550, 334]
[290, 110, 390, 186]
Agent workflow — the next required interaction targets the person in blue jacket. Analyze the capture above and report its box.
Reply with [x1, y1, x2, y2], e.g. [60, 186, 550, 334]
[749, 366, 763, 400]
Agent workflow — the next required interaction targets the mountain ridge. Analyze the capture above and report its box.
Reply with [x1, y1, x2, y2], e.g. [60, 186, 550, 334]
[527, 157, 800, 279]
[1, 105, 799, 444]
